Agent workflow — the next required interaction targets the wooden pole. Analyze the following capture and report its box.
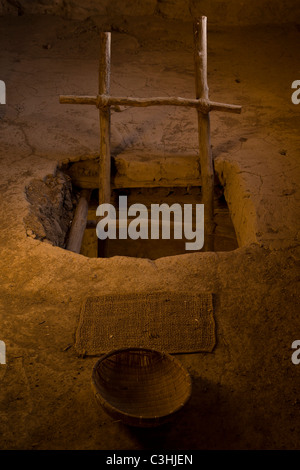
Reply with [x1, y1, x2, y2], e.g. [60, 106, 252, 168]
[66, 189, 91, 253]
[97, 32, 111, 258]
[99, 32, 111, 206]
[106, 96, 241, 113]
[194, 17, 214, 251]
[59, 94, 242, 114]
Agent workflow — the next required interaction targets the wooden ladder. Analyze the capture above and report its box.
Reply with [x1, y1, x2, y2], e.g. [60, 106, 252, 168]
[60, 17, 241, 255]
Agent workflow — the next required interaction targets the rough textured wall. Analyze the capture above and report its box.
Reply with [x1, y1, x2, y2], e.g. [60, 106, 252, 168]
[1, 0, 299, 25]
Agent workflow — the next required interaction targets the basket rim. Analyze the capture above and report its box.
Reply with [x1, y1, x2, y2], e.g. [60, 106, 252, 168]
[91, 347, 192, 422]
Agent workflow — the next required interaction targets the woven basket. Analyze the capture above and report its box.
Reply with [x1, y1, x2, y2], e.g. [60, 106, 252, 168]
[91, 347, 192, 427]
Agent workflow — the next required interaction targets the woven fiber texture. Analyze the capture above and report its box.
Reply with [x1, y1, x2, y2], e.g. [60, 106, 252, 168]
[91, 348, 192, 427]
[75, 291, 215, 355]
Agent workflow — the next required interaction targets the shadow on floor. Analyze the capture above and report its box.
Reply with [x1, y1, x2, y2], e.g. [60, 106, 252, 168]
[116, 376, 246, 450]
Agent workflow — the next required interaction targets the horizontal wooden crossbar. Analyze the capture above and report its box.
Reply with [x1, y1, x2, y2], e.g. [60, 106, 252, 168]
[59, 94, 242, 114]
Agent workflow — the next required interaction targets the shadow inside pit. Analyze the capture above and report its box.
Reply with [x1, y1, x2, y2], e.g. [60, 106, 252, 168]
[120, 376, 244, 450]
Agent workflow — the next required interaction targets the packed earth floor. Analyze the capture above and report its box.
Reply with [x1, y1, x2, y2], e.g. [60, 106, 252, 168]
[0, 13, 299, 449]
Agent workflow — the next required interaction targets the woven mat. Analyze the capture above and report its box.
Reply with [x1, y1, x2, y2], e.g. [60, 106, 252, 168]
[74, 292, 215, 355]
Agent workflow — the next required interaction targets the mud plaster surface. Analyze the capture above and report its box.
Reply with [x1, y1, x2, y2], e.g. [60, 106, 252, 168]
[0, 15, 299, 449]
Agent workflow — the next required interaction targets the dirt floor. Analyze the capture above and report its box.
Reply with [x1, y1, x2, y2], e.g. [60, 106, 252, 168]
[0, 13, 299, 450]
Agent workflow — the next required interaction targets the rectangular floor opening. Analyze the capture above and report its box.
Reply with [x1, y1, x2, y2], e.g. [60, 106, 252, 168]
[80, 187, 238, 259]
